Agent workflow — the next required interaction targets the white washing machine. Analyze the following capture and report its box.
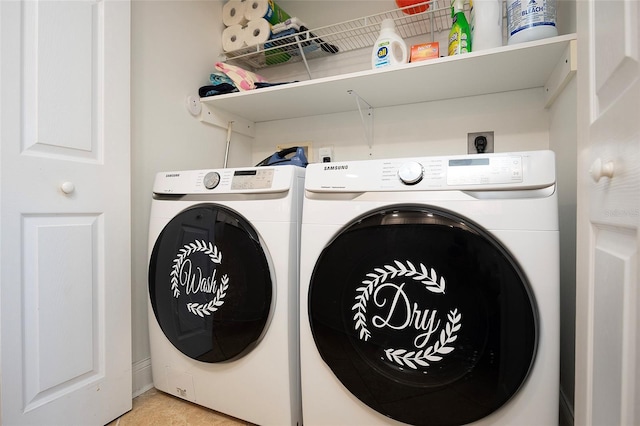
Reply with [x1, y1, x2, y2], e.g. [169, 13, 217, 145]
[299, 150, 559, 426]
[147, 165, 304, 426]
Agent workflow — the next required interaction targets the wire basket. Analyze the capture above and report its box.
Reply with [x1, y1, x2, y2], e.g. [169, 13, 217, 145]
[223, 1, 455, 71]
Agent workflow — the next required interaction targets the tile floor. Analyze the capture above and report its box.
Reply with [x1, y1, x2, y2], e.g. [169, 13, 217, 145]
[108, 387, 253, 426]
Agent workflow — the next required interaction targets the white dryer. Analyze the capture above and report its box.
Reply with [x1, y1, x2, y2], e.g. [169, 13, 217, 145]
[148, 165, 304, 426]
[299, 151, 559, 426]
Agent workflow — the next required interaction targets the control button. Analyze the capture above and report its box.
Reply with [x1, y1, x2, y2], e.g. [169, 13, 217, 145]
[203, 171, 221, 189]
[398, 161, 424, 185]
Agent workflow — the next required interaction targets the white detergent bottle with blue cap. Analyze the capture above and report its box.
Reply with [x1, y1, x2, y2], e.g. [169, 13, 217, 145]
[371, 18, 408, 69]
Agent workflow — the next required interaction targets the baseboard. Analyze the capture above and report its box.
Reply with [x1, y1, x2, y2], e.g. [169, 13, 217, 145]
[132, 357, 154, 398]
[559, 387, 574, 426]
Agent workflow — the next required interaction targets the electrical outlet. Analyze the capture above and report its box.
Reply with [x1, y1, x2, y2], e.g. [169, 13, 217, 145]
[467, 131, 494, 154]
[319, 146, 333, 163]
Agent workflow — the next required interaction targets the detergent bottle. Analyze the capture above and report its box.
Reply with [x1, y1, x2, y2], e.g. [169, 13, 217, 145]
[371, 18, 409, 69]
[448, 0, 471, 56]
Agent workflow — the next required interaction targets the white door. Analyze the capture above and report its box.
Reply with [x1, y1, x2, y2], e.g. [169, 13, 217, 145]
[0, 0, 131, 424]
[575, 0, 640, 424]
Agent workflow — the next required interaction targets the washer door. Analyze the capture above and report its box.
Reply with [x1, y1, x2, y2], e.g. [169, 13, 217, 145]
[309, 205, 538, 426]
[149, 204, 272, 363]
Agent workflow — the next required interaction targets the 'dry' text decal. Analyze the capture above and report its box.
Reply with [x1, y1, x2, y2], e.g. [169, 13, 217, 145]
[352, 260, 462, 370]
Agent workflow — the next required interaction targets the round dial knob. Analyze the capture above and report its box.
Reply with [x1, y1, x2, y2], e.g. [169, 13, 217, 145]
[397, 161, 424, 185]
[61, 181, 75, 194]
[203, 172, 221, 189]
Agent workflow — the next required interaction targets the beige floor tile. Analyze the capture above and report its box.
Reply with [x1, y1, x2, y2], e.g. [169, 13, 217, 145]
[108, 388, 251, 426]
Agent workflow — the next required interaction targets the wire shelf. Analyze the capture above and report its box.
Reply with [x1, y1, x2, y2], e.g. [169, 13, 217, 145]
[222, 1, 455, 71]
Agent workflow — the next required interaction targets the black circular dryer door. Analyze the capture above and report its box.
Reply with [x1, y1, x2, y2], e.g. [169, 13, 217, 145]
[149, 204, 272, 363]
[309, 205, 538, 426]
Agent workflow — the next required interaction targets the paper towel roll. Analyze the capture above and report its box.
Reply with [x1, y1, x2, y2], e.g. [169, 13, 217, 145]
[223, 0, 248, 27]
[244, 0, 290, 25]
[222, 24, 246, 52]
[470, 0, 503, 51]
[244, 18, 271, 46]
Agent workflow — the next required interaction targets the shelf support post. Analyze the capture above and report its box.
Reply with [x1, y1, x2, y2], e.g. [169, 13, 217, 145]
[294, 34, 314, 80]
[348, 90, 374, 148]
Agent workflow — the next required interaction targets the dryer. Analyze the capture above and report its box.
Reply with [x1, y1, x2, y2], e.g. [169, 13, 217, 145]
[299, 151, 559, 426]
[148, 165, 304, 426]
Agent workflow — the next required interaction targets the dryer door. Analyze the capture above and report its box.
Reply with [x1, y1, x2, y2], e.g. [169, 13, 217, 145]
[308, 205, 538, 426]
[149, 204, 272, 363]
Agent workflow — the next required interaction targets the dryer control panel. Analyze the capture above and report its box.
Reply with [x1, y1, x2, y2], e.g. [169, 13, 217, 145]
[445, 156, 522, 185]
[306, 150, 555, 193]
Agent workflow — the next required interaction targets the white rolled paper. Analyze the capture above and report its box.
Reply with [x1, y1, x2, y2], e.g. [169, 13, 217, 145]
[222, 0, 248, 27]
[244, 0, 271, 22]
[244, 0, 290, 24]
[222, 24, 246, 52]
[244, 18, 271, 47]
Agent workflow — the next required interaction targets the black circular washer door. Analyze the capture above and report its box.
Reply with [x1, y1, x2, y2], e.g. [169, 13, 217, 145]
[149, 204, 272, 363]
[309, 205, 538, 426]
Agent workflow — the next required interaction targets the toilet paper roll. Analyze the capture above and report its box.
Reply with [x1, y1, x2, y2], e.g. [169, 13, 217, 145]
[222, 0, 248, 27]
[244, 0, 290, 25]
[222, 24, 246, 52]
[244, 18, 272, 47]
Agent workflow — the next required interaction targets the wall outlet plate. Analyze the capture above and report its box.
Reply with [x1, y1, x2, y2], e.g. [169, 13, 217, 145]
[319, 146, 333, 163]
[467, 131, 494, 154]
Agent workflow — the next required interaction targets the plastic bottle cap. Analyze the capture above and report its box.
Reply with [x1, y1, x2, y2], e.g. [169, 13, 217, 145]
[381, 18, 395, 32]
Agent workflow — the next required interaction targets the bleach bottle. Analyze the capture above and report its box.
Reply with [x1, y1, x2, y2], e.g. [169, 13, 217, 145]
[507, 0, 558, 44]
[371, 19, 408, 69]
[448, 0, 471, 55]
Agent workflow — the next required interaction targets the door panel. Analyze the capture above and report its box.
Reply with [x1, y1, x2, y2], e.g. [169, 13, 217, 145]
[593, 0, 638, 112]
[22, 215, 101, 410]
[591, 227, 637, 426]
[576, 0, 640, 424]
[22, 1, 100, 160]
[0, 0, 131, 424]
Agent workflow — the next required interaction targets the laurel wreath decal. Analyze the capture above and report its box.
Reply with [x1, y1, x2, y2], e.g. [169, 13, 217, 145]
[384, 309, 461, 369]
[351, 260, 461, 370]
[170, 240, 229, 317]
[187, 275, 230, 317]
[352, 260, 446, 341]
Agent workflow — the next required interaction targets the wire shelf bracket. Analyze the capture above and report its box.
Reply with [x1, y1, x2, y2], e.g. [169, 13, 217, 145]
[348, 90, 374, 148]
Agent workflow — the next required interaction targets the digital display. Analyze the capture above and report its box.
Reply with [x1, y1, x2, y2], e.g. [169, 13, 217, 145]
[449, 158, 490, 167]
[231, 168, 274, 190]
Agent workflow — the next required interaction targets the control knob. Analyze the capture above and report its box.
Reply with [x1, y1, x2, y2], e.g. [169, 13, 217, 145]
[203, 171, 221, 189]
[398, 161, 424, 185]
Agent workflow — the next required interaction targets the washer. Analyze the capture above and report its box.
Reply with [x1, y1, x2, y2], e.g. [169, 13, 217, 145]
[300, 150, 559, 426]
[148, 165, 304, 426]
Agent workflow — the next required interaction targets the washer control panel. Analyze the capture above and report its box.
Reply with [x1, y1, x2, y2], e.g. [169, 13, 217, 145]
[152, 167, 296, 195]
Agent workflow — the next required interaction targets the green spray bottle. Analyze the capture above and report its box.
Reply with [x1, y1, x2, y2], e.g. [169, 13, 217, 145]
[448, 0, 471, 55]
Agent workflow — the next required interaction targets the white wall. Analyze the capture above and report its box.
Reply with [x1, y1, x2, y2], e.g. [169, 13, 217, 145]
[130, 0, 252, 395]
[252, 88, 550, 164]
[549, 76, 578, 426]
